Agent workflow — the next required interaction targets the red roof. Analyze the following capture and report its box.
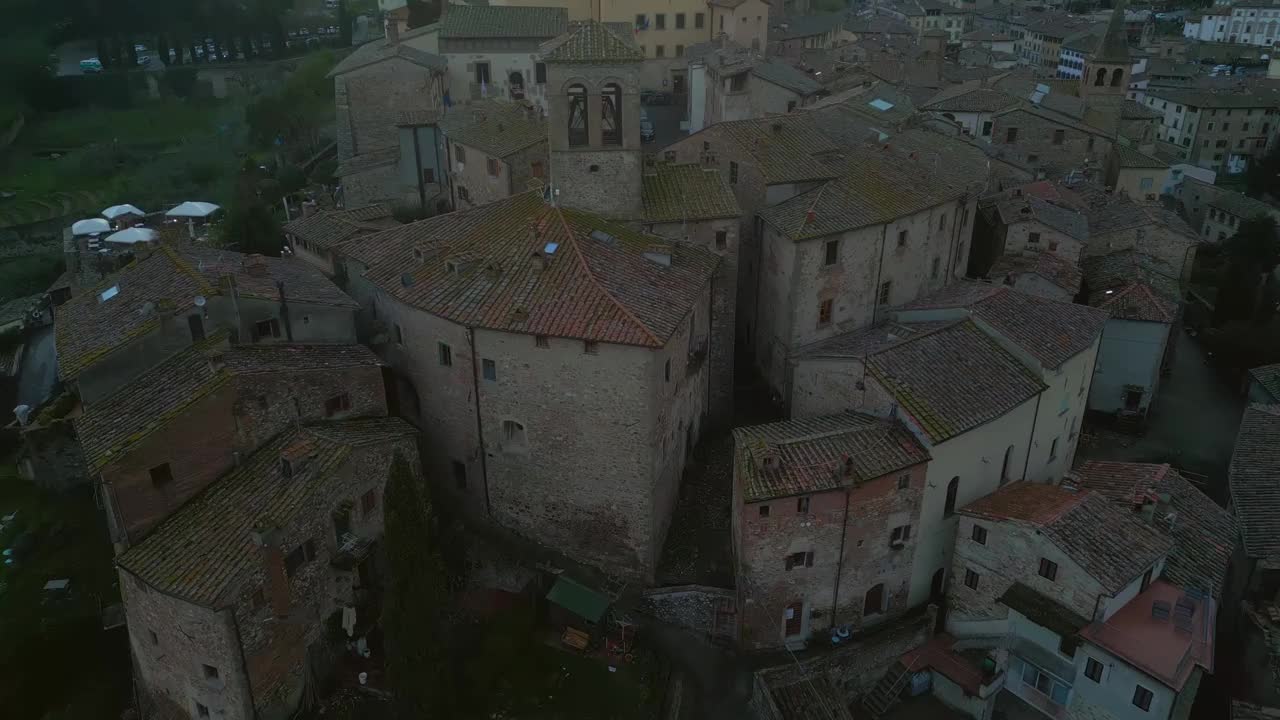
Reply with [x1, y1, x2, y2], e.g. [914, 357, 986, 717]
[1080, 580, 1215, 690]
[961, 481, 1087, 525]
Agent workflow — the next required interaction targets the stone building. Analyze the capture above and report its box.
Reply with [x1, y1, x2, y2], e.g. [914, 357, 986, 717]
[770, 13, 846, 55]
[1201, 190, 1280, 243]
[1104, 144, 1170, 200]
[790, 284, 1107, 606]
[984, 191, 1089, 263]
[440, 5, 569, 111]
[1182, 3, 1280, 48]
[708, 0, 773, 52]
[76, 335, 386, 552]
[685, 42, 822, 134]
[1140, 87, 1280, 176]
[987, 251, 1083, 301]
[55, 246, 360, 405]
[330, 27, 448, 207]
[731, 412, 931, 650]
[1082, 193, 1200, 282]
[989, 104, 1115, 179]
[441, 100, 549, 210]
[117, 418, 419, 720]
[283, 204, 399, 276]
[920, 86, 1020, 141]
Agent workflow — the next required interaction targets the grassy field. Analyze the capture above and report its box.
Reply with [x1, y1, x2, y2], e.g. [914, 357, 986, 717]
[0, 463, 130, 720]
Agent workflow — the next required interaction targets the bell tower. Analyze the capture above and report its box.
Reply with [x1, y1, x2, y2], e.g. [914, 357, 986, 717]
[540, 21, 645, 218]
[1081, 0, 1131, 102]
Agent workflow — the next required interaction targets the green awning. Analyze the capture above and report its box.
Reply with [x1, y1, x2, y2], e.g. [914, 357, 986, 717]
[546, 576, 609, 624]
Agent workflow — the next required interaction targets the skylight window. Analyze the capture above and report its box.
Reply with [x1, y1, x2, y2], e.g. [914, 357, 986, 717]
[543, 242, 560, 255]
[99, 285, 119, 303]
[868, 98, 895, 111]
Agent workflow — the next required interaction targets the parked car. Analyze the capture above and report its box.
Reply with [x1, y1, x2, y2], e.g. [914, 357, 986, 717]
[640, 119, 656, 142]
[79, 57, 103, 73]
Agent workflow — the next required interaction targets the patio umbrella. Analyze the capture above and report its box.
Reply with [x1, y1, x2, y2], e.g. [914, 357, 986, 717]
[165, 201, 221, 218]
[104, 227, 158, 245]
[102, 204, 145, 220]
[71, 218, 111, 236]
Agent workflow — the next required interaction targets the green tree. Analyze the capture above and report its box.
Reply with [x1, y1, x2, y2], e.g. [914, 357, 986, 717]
[381, 453, 456, 719]
[1246, 144, 1280, 201]
[219, 167, 283, 255]
[1214, 215, 1280, 326]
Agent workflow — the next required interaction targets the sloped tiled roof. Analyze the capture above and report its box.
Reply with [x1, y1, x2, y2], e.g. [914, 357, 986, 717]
[283, 204, 398, 250]
[540, 19, 643, 63]
[440, 100, 548, 158]
[1074, 461, 1238, 596]
[335, 146, 400, 177]
[1230, 404, 1280, 562]
[798, 320, 958, 359]
[1249, 364, 1280, 400]
[771, 13, 845, 41]
[339, 192, 719, 347]
[442, 5, 568, 38]
[988, 252, 1084, 296]
[117, 417, 417, 607]
[993, 197, 1090, 241]
[707, 114, 842, 184]
[1207, 191, 1280, 221]
[1083, 250, 1181, 322]
[1113, 144, 1169, 169]
[867, 320, 1046, 443]
[923, 87, 1019, 114]
[642, 163, 741, 223]
[964, 483, 1173, 593]
[751, 58, 823, 96]
[733, 412, 929, 502]
[1086, 198, 1199, 241]
[327, 38, 446, 77]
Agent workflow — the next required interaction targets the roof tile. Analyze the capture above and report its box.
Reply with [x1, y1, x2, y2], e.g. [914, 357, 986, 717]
[642, 163, 741, 223]
[1229, 403, 1280, 562]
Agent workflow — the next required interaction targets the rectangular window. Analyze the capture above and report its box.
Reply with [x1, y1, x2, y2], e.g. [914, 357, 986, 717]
[696, 12, 705, 28]
[422, 168, 435, 184]
[149, 462, 174, 488]
[394, 324, 404, 345]
[285, 540, 316, 577]
[361, 488, 378, 515]
[253, 318, 281, 341]
[818, 299, 833, 326]
[796, 496, 810, 514]
[931, 257, 940, 279]
[785, 550, 814, 570]
[325, 393, 351, 417]
[452, 460, 467, 489]
[196, 704, 210, 719]
[1133, 685, 1154, 712]
[715, 230, 728, 249]
[897, 229, 907, 247]
[1006, 127, 1019, 142]
[759, 504, 769, 517]
[729, 73, 747, 92]
[636, 13, 645, 27]
[1053, 129, 1065, 145]
[1039, 557, 1059, 581]
[729, 161, 739, 184]
[1050, 437, 1059, 459]
[972, 524, 988, 544]
[879, 281, 892, 305]
[202, 664, 219, 680]
[584, 341, 599, 354]
[665, 359, 671, 382]
[890, 524, 911, 546]
[455, 144, 467, 164]
[675, 44, 684, 57]
[482, 358, 496, 381]
[1085, 657, 1104, 682]
[964, 569, 979, 589]
[487, 157, 501, 178]
[531, 160, 545, 179]
[824, 240, 839, 265]
[656, 13, 665, 29]
[535, 335, 550, 349]
[474, 62, 490, 85]
[438, 342, 453, 366]
[535, 62, 547, 84]
[655, 44, 665, 58]
[982, 120, 992, 136]
[1028, 231, 1041, 243]
[149, 629, 159, 645]
[676, 12, 686, 28]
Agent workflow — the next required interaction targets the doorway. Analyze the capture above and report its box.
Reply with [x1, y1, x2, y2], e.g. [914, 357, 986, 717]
[784, 601, 803, 637]
[1124, 387, 1143, 412]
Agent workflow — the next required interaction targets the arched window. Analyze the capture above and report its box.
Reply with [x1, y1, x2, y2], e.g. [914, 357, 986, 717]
[601, 83, 622, 146]
[1110, 68, 1124, 87]
[944, 476, 959, 517]
[1001, 445, 1014, 485]
[1094, 67, 1106, 86]
[567, 84, 588, 147]
[864, 584, 885, 616]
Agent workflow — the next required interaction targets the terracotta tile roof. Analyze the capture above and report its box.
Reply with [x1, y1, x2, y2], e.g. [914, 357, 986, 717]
[923, 87, 1020, 113]
[1230, 404, 1280, 562]
[1249, 364, 1280, 400]
[992, 197, 1089, 240]
[798, 320, 959, 359]
[1113, 144, 1169, 169]
[327, 38, 446, 77]
[708, 114, 842, 184]
[76, 338, 382, 471]
[1094, 282, 1178, 323]
[1084, 250, 1181, 322]
[1074, 461, 1238, 597]
[751, 58, 823, 95]
[540, 19, 643, 63]
[442, 5, 568, 38]
[1080, 580, 1214, 691]
[335, 147, 400, 176]
[642, 163, 741, 223]
[867, 320, 1046, 443]
[1207, 190, 1280, 221]
[988, 252, 1084, 295]
[732, 412, 930, 503]
[758, 146, 966, 240]
[440, 100, 547, 158]
[117, 417, 417, 607]
[900, 281, 1003, 310]
[283, 205, 398, 251]
[339, 192, 719, 347]
[768, 677, 854, 720]
[964, 482, 1173, 593]
[1085, 197, 1199, 241]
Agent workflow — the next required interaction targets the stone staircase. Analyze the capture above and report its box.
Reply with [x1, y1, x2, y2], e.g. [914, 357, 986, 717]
[860, 659, 913, 718]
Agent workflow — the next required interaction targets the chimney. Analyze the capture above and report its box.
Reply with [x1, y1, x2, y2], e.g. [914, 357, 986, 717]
[301, 200, 318, 219]
[250, 525, 291, 617]
[243, 254, 269, 278]
[385, 15, 400, 45]
[805, 209, 817, 225]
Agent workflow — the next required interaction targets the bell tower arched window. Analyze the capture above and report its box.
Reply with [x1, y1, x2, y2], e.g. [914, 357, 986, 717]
[1110, 68, 1124, 87]
[601, 83, 622, 146]
[567, 84, 588, 147]
[1094, 67, 1106, 86]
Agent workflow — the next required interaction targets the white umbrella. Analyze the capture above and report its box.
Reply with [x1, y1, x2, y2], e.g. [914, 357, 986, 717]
[165, 201, 221, 218]
[102, 204, 145, 220]
[104, 227, 158, 245]
[71, 218, 111, 236]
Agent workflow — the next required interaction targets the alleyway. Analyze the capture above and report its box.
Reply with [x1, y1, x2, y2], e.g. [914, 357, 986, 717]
[1076, 328, 1246, 503]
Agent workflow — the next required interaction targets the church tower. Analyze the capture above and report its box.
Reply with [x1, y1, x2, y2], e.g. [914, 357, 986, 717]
[1080, 0, 1131, 102]
[540, 21, 645, 218]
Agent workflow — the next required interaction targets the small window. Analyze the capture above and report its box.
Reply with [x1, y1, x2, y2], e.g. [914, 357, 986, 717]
[944, 476, 959, 516]
[1050, 437, 1059, 459]
[729, 161, 739, 184]
[759, 504, 770, 517]
[535, 62, 547, 84]
[897, 473, 909, 490]
[394, 324, 404, 345]
[931, 257, 940, 279]
[584, 340, 599, 355]
[149, 629, 159, 645]
[972, 524, 988, 544]
[202, 664, 219, 680]
[1085, 657, 1104, 682]
[486, 157, 501, 178]
[797, 496, 810, 514]
[1028, 232, 1041, 244]
[284, 539, 316, 577]
[1133, 685, 1154, 712]
[361, 488, 377, 515]
[656, 12, 665, 29]
[715, 230, 728, 250]
[818, 298, 833, 326]
[503, 420, 526, 447]
[325, 393, 351, 417]
[452, 460, 467, 489]
[188, 314, 205, 342]
[196, 704, 210, 719]
[897, 230, 907, 247]
[889, 524, 911, 546]
[1006, 127, 1019, 142]
[695, 12, 705, 28]
[939, 214, 947, 231]
[438, 342, 453, 366]
[421, 168, 435, 184]
[635, 13, 645, 27]
[1053, 129, 1065, 145]
[655, 44, 665, 58]
[530, 160, 545, 179]
[150, 463, 174, 488]
[455, 144, 466, 164]
[1027, 154, 1039, 163]
[676, 12, 686, 28]
[785, 551, 814, 570]
[824, 240, 839, 265]
[1039, 557, 1059, 581]
[253, 318, 281, 341]
[878, 281, 892, 305]
[535, 335, 550, 349]
[964, 568, 979, 589]
[482, 358, 496, 381]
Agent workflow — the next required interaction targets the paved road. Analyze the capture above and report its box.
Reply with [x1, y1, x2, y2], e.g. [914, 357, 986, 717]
[16, 325, 56, 409]
[55, 40, 163, 77]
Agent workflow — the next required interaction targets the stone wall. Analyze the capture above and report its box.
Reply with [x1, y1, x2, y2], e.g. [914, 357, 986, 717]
[334, 56, 442, 161]
[638, 585, 737, 643]
[990, 109, 1113, 178]
[19, 418, 87, 492]
[341, 159, 410, 210]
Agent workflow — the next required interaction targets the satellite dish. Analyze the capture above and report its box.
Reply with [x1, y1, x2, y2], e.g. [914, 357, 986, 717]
[194, 295, 207, 307]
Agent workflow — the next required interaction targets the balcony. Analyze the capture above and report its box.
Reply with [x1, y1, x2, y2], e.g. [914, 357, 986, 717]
[330, 532, 377, 571]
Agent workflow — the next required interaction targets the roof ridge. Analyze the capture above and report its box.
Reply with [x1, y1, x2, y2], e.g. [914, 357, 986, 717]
[163, 245, 219, 296]
[558, 208, 663, 347]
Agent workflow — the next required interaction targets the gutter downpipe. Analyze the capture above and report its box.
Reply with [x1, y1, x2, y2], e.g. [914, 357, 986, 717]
[830, 486, 852, 626]
[467, 326, 492, 514]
